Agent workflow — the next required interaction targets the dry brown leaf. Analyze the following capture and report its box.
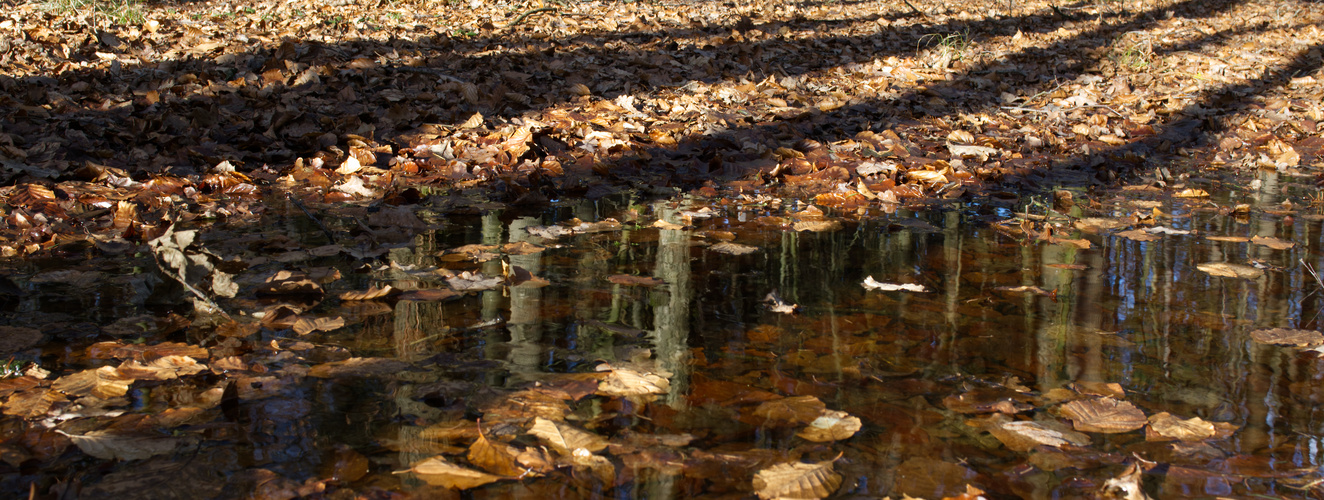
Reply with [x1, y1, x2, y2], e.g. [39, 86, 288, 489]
[1250, 235, 1294, 250]
[1173, 188, 1209, 198]
[117, 356, 207, 381]
[752, 396, 826, 426]
[1249, 328, 1324, 347]
[972, 413, 1090, 451]
[795, 409, 862, 442]
[468, 431, 526, 477]
[752, 458, 842, 500]
[1115, 229, 1160, 242]
[1059, 397, 1147, 433]
[1146, 412, 1218, 442]
[411, 456, 504, 489]
[292, 316, 346, 335]
[1196, 262, 1264, 279]
[527, 417, 609, 454]
[597, 365, 670, 397]
[255, 270, 324, 297]
[709, 242, 759, 255]
[793, 220, 843, 232]
[2, 388, 65, 418]
[52, 366, 132, 399]
[339, 285, 397, 301]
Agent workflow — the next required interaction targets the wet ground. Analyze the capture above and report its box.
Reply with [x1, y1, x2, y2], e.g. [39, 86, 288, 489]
[4, 168, 1324, 499]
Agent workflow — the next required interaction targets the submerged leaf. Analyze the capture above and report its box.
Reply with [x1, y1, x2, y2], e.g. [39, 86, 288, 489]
[527, 417, 609, 454]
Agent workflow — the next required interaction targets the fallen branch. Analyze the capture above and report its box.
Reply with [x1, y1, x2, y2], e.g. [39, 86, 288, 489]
[505, 7, 557, 28]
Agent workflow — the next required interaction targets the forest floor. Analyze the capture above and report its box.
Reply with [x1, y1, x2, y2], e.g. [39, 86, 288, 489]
[0, 0, 1320, 256]
[0, 0, 1322, 497]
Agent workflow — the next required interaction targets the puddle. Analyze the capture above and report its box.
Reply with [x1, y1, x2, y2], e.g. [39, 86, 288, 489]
[5, 173, 1324, 498]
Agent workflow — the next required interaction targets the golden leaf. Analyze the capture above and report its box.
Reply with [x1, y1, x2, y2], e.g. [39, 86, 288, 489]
[411, 456, 503, 489]
[1196, 262, 1263, 279]
[1059, 397, 1147, 433]
[339, 285, 397, 301]
[753, 458, 842, 500]
[1249, 328, 1324, 347]
[52, 366, 132, 399]
[467, 431, 526, 477]
[527, 417, 609, 455]
[796, 409, 862, 442]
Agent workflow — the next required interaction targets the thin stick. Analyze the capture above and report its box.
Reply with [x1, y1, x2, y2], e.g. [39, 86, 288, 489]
[287, 193, 337, 244]
[505, 7, 557, 28]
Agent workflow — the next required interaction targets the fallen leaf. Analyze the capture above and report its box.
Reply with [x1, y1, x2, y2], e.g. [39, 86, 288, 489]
[411, 456, 503, 489]
[1059, 397, 1147, 433]
[796, 409, 862, 442]
[527, 417, 609, 454]
[1249, 328, 1324, 347]
[1250, 235, 1294, 250]
[753, 458, 842, 500]
[709, 242, 759, 255]
[1196, 262, 1264, 279]
[862, 276, 927, 292]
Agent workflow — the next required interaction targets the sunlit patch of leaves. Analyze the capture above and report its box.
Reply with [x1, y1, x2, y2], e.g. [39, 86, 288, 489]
[41, 0, 144, 25]
[0, 359, 26, 379]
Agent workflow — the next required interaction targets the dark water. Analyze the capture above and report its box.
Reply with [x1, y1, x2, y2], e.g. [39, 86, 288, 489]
[8, 173, 1324, 499]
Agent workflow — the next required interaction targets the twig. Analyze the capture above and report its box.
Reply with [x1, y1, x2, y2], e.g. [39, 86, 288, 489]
[903, 0, 930, 20]
[287, 193, 337, 244]
[505, 7, 557, 28]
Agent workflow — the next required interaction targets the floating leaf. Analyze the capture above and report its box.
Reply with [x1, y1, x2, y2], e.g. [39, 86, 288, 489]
[52, 366, 132, 399]
[1250, 235, 1294, 250]
[1249, 328, 1324, 347]
[862, 276, 927, 292]
[1115, 229, 1160, 242]
[973, 414, 1091, 451]
[1196, 262, 1263, 279]
[752, 458, 842, 500]
[709, 242, 759, 255]
[527, 417, 609, 454]
[1146, 412, 1219, 442]
[340, 285, 397, 301]
[796, 410, 862, 442]
[411, 456, 503, 489]
[597, 364, 670, 397]
[1173, 188, 1209, 198]
[292, 316, 346, 335]
[468, 431, 525, 477]
[447, 271, 504, 291]
[1059, 397, 1147, 433]
[117, 356, 207, 381]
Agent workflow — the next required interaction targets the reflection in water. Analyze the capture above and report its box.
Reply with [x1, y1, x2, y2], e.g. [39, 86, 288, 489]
[70, 184, 1319, 498]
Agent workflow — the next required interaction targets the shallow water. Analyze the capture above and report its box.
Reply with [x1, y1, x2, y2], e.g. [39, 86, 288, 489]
[9, 172, 1324, 499]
